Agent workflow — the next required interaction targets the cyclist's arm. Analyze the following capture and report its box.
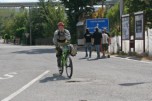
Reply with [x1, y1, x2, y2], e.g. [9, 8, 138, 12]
[53, 30, 58, 46]
[106, 34, 111, 45]
[64, 29, 71, 41]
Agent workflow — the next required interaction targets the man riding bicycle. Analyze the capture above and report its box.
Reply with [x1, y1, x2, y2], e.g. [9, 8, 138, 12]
[53, 22, 71, 69]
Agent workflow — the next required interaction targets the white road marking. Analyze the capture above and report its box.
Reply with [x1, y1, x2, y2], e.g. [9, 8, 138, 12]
[1, 70, 50, 101]
[113, 56, 152, 64]
[0, 72, 17, 80]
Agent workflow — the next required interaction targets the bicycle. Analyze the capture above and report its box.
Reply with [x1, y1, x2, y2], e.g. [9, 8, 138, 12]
[58, 44, 73, 78]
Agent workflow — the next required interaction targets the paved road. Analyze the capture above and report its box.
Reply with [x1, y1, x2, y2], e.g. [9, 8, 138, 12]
[0, 44, 152, 101]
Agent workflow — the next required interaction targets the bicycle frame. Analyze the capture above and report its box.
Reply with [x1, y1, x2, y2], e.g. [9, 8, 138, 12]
[61, 45, 69, 67]
[58, 44, 73, 78]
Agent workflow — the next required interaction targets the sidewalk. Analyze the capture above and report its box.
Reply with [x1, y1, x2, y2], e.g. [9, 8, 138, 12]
[113, 54, 152, 62]
[77, 45, 152, 61]
[0, 39, 3, 44]
[0, 39, 17, 47]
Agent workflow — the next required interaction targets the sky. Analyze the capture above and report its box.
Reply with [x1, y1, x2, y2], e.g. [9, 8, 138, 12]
[0, 0, 60, 2]
[0, 0, 39, 2]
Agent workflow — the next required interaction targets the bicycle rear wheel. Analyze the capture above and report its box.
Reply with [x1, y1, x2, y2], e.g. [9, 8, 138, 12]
[66, 56, 73, 78]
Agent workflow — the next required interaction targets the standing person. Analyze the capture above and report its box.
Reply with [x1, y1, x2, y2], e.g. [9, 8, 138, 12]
[92, 27, 102, 59]
[53, 22, 71, 70]
[101, 30, 110, 58]
[103, 28, 110, 37]
[84, 28, 92, 58]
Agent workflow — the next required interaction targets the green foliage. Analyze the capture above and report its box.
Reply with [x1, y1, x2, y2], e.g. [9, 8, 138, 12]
[105, 0, 152, 38]
[26, 0, 67, 44]
[4, 34, 10, 39]
[106, 3, 120, 36]
[0, 9, 28, 44]
[124, 0, 152, 28]
[0, 9, 16, 39]
[60, 0, 95, 43]
[15, 27, 25, 38]
[13, 10, 28, 44]
[60, 0, 107, 43]
[1, 0, 109, 45]
[0, 1, 67, 45]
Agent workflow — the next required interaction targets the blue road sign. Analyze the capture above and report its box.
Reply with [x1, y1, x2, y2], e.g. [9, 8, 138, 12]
[86, 18, 109, 33]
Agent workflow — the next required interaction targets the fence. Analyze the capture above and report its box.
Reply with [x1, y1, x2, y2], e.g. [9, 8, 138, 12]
[109, 28, 152, 57]
[35, 37, 53, 45]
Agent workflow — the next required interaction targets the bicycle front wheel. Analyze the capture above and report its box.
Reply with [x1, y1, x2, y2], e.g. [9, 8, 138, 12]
[66, 56, 73, 78]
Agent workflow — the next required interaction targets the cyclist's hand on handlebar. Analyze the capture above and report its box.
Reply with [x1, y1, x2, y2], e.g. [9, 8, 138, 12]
[55, 46, 60, 51]
[65, 40, 70, 44]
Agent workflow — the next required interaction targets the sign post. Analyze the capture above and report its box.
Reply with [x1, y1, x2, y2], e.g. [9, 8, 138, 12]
[121, 14, 131, 53]
[134, 11, 145, 53]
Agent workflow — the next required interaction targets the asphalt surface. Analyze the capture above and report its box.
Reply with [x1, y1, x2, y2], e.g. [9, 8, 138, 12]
[0, 43, 152, 101]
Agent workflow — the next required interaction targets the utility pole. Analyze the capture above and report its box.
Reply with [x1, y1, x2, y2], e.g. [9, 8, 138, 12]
[120, 0, 124, 19]
[120, 0, 124, 51]
[29, 6, 32, 45]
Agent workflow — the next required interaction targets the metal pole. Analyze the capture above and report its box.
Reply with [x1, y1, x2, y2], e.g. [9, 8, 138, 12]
[143, 11, 145, 53]
[120, 0, 124, 51]
[120, 0, 123, 19]
[26, 37, 27, 45]
[29, 6, 32, 45]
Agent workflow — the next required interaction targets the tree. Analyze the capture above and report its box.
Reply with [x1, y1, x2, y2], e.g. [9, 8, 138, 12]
[0, 8, 16, 41]
[125, 0, 152, 28]
[12, 10, 28, 44]
[60, 0, 95, 43]
[106, 3, 120, 36]
[60, 0, 108, 43]
[27, 0, 67, 44]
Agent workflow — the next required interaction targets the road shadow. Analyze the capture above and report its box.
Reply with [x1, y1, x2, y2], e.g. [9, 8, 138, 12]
[88, 58, 99, 61]
[39, 73, 69, 83]
[115, 55, 128, 58]
[79, 57, 87, 60]
[116, 55, 142, 61]
[100, 57, 109, 59]
[79, 57, 108, 61]
[119, 82, 149, 86]
[12, 48, 55, 54]
[127, 57, 141, 60]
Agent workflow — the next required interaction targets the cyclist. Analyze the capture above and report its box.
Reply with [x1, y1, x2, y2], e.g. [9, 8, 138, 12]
[53, 22, 71, 70]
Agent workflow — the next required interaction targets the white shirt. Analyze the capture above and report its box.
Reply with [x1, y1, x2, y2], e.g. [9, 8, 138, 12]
[102, 33, 109, 44]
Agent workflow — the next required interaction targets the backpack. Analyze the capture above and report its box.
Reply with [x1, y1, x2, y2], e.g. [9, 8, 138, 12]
[57, 30, 66, 42]
[68, 44, 77, 56]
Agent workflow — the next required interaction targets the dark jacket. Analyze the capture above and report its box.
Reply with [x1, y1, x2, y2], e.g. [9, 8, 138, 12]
[84, 31, 92, 43]
[92, 28, 102, 45]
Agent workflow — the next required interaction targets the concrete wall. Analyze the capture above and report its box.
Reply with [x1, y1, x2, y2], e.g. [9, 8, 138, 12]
[109, 36, 121, 53]
[148, 28, 152, 56]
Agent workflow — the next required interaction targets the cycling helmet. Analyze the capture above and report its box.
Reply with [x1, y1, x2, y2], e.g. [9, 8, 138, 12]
[57, 22, 64, 26]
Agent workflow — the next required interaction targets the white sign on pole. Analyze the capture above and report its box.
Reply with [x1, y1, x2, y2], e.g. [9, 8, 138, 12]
[134, 11, 144, 40]
[122, 14, 130, 40]
[25, 33, 29, 38]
